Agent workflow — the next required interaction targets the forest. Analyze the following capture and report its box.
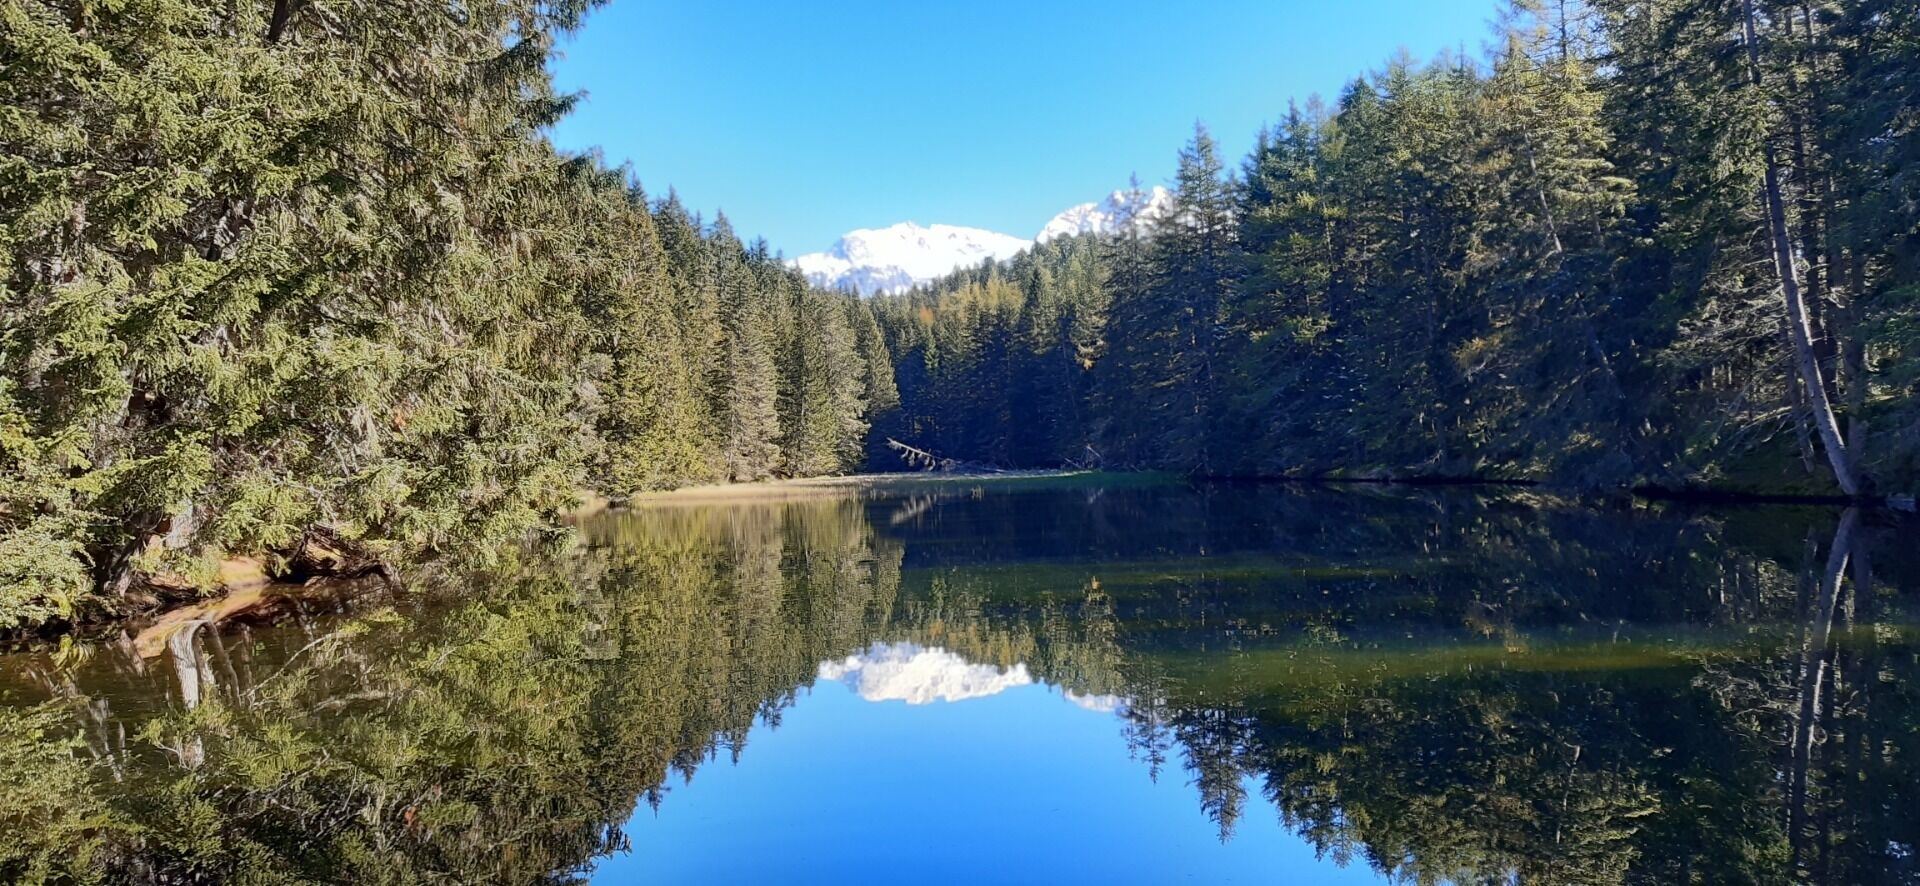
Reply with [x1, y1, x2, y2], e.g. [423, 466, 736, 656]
[4, 0, 1919, 633]
[0, 0, 895, 630]
[870, 0, 1920, 498]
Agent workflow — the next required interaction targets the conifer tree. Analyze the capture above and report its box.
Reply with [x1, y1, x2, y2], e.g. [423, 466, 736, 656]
[653, 191, 727, 484]
[581, 180, 709, 495]
[1094, 177, 1170, 467]
[0, 0, 895, 628]
[1147, 124, 1242, 473]
[876, 1, 1920, 497]
[711, 216, 785, 481]
[850, 301, 901, 427]
[783, 288, 869, 475]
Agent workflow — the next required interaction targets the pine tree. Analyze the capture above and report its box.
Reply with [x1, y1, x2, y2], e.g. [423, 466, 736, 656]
[849, 300, 901, 428]
[1231, 103, 1339, 472]
[1152, 125, 1242, 472]
[711, 215, 784, 481]
[1095, 176, 1172, 467]
[783, 287, 869, 475]
[1, 0, 619, 622]
[567, 178, 708, 495]
[864, 0, 1920, 500]
[653, 190, 727, 484]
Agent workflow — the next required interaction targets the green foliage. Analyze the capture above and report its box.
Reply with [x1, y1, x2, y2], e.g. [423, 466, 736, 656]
[0, 0, 888, 631]
[875, 0, 1920, 496]
[0, 701, 129, 882]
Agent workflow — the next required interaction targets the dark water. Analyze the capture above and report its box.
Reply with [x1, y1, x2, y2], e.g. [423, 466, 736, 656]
[3, 479, 1917, 884]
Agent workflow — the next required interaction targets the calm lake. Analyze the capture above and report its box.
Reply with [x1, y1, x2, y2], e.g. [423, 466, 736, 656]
[3, 478, 1916, 883]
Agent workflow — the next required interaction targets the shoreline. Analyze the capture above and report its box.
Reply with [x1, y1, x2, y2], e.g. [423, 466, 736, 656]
[630, 469, 1913, 510]
[13, 469, 1906, 647]
[1208, 474, 1906, 509]
[618, 469, 1160, 503]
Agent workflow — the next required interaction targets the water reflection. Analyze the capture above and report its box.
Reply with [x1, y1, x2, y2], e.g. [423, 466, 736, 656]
[0, 484, 1915, 883]
[818, 643, 1034, 704]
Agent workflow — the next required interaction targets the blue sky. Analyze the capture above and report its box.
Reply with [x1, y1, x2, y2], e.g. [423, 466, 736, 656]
[548, 0, 1499, 256]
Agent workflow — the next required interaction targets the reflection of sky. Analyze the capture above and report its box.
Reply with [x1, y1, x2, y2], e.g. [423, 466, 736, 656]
[595, 647, 1386, 884]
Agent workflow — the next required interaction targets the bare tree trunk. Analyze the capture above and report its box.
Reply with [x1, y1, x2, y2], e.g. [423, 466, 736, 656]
[1525, 140, 1566, 257]
[1742, 0, 1861, 497]
[167, 620, 215, 710]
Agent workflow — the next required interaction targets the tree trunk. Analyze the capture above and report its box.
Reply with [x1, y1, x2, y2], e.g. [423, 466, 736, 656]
[1742, 0, 1861, 497]
[266, 0, 295, 43]
[1520, 132, 1565, 257]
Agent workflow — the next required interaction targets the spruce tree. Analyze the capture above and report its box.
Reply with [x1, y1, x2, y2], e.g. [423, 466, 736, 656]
[711, 215, 784, 482]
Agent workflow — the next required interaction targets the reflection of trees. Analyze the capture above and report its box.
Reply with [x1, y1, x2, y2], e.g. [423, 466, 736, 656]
[1728, 510, 1920, 885]
[1, 486, 1916, 883]
[1, 497, 902, 883]
[1230, 504, 1909, 883]
[879, 488, 1919, 883]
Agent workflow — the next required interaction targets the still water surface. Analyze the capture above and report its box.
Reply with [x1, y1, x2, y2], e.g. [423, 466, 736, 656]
[3, 479, 1916, 883]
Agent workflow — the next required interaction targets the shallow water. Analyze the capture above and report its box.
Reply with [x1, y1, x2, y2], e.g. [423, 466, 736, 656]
[3, 480, 1917, 883]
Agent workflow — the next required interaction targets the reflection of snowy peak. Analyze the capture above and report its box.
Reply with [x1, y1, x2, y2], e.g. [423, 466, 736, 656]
[817, 643, 1032, 704]
[815, 642, 1140, 717]
[1036, 185, 1174, 243]
[793, 185, 1178, 296]
[793, 222, 1028, 297]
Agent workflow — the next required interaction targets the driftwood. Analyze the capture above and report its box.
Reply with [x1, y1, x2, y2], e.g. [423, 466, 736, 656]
[129, 528, 394, 659]
[884, 439, 1005, 474]
[133, 560, 273, 659]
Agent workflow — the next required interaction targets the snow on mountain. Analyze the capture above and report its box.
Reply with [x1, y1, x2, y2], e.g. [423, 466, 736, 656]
[1035, 185, 1174, 243]
[793, 186, 1177, 296]
[793, 222, 1028, 296]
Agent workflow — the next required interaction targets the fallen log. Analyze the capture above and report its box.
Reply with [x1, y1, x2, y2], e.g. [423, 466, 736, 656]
[885, 438, 1006, 474]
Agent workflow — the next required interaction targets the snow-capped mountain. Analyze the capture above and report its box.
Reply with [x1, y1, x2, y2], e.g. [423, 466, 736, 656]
[793, 222, 1028, 297]
[1035, 185, 1174, 243]
[794, 186, 1177, 296]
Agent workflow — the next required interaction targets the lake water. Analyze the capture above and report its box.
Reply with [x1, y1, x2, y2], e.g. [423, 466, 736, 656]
[3, 478, 1916, 883]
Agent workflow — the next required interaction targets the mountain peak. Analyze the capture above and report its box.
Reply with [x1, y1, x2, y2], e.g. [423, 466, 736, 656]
[1036, 185, 1174, 243]
[793, 222, 1027, 296]
[793, 185, 1176, 296]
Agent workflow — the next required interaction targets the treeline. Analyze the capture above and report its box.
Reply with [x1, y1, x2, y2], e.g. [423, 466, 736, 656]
[871, 0, 1920, 495]
[0, 0, 894, 629]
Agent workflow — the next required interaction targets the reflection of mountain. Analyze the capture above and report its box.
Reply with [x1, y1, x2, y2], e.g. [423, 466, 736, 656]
[1063, 690, 1128, 714]
[818, 642, 1032, 704]
[1, 484, 1916, 884]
